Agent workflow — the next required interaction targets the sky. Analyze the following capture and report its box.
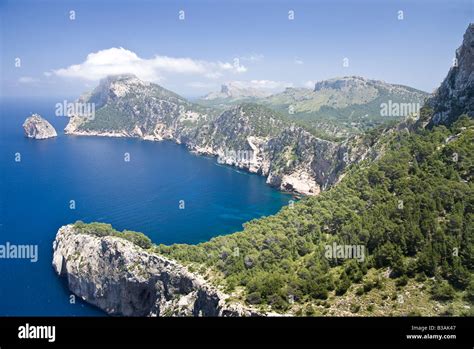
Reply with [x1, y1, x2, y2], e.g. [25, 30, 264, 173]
[0, 0, 473, 98]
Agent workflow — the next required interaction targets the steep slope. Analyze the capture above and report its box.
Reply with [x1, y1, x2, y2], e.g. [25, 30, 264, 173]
[22, 114, 57, 139]
[188, 104, 378, 194]
[55, 24, 473, 317]
[427, 23, 474, 127]
[155, 25, 473, 315]
[65, 78, 379, 195]
[158, 113, 473, 313]
[66, 74, 216, 141]
[52, 224, 259, 316]
[58, 114, 473, 316]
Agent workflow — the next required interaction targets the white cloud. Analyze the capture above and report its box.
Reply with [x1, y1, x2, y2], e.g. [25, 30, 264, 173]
[294, 58, 304, 65]
[50, 47, 247, 82]
[18, 76, 39, 84]
[304, 80, 316, 89]
[185, 80, 292, 95]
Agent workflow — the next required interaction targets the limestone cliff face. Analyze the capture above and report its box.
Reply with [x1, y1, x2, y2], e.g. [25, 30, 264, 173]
[265, 126, 335, 194]
[428, 24, 474, 126]
[52, 225, 258, 317]
[186, 104, 341, 194]
[64, 76, 378, 195]
[23, 114, 57, 139]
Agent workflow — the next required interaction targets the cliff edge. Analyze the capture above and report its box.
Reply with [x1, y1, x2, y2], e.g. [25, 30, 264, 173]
[427, 23, 474, 126]
[52, 225, 258, 317]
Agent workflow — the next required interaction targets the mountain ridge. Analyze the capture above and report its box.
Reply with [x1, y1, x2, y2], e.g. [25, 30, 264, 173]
[65, 76, 383, 195]
[56, 24, 474, 317]
[197, 76, 428, 139]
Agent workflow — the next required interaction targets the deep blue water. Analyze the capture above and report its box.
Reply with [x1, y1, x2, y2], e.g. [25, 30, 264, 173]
[0, 98, 292, 316]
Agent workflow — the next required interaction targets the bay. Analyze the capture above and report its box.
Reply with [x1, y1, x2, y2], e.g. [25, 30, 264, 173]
[0, 98, 292, 315]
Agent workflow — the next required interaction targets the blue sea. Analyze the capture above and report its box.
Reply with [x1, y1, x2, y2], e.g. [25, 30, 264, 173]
[0, 98, 292, 316]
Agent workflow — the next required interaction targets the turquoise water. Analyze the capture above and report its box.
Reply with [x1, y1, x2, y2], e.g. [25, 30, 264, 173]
[0, 98, 292, 315]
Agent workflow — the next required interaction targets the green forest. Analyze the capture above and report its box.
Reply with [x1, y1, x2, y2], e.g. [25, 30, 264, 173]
[155, 112, 473, 314]
[74, 111, 473, 315]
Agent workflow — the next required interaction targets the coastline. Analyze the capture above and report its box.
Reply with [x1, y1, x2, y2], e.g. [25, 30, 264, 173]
[64, 128, 316, 197]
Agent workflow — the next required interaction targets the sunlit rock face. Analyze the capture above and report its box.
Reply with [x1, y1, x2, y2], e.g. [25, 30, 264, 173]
[23, 114, 57, 139]
[428, 24, 474, 127]
[52, 225, 260, 317]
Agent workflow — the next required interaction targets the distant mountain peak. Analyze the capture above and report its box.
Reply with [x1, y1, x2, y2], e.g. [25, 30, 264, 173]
[314, 76, 368, 92]
[75, 74, 186, 112]
[203, 82, 272, 100]
[98, 74, 149, 88]
[313, 76, 409, 92]
[103, 73, 138, 81]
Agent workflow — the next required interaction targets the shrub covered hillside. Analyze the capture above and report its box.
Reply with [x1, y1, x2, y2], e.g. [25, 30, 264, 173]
[156, 114, 473, 315]
[74, 221, 153, 250]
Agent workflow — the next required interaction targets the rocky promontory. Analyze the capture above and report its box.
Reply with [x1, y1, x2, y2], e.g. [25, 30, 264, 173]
[64, 77, 384, 195]
[428, 23, 474, 126]
[52, 225, 258, 317]
[23, 114, 57, 139]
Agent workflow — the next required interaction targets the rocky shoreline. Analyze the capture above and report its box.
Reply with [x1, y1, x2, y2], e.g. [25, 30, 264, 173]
[61, 75, 387, 196]
[52, 225, 261, 317]
[65, 118, 377, 196]
[64, 126, 319, 195]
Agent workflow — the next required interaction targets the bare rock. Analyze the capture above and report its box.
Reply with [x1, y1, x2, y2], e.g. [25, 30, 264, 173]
[52, 225, 260, 317]
[23, 114, 57, 139]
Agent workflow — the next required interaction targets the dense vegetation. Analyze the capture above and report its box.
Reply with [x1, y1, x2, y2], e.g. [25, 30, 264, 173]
[156, 114, 473, 312]
[195, 103, 291, 149]
[72, 112, 473, 314]
[275, 87, 428, 137]
[73, 221, 153, 249]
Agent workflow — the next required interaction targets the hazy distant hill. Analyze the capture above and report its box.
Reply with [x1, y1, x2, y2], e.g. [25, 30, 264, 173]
[201, 82, 272, 104]
[198, 76, 428, 139]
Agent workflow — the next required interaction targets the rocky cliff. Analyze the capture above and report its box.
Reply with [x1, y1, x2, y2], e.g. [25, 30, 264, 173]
[428, 23, 474, 126]
[65, 74, 215, 141]
[52, 225, 258, 316]
[23, 114, 57, 139]
[65, 76, 382, 195]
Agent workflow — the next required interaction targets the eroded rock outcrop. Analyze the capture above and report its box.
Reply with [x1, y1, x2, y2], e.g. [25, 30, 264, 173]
[23, 114, 57, 139]
[428, 24, 474, 126]
[52, 225, 258, 317]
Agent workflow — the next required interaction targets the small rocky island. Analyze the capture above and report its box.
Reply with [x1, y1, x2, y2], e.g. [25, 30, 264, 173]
[23, 114, 57, 139]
